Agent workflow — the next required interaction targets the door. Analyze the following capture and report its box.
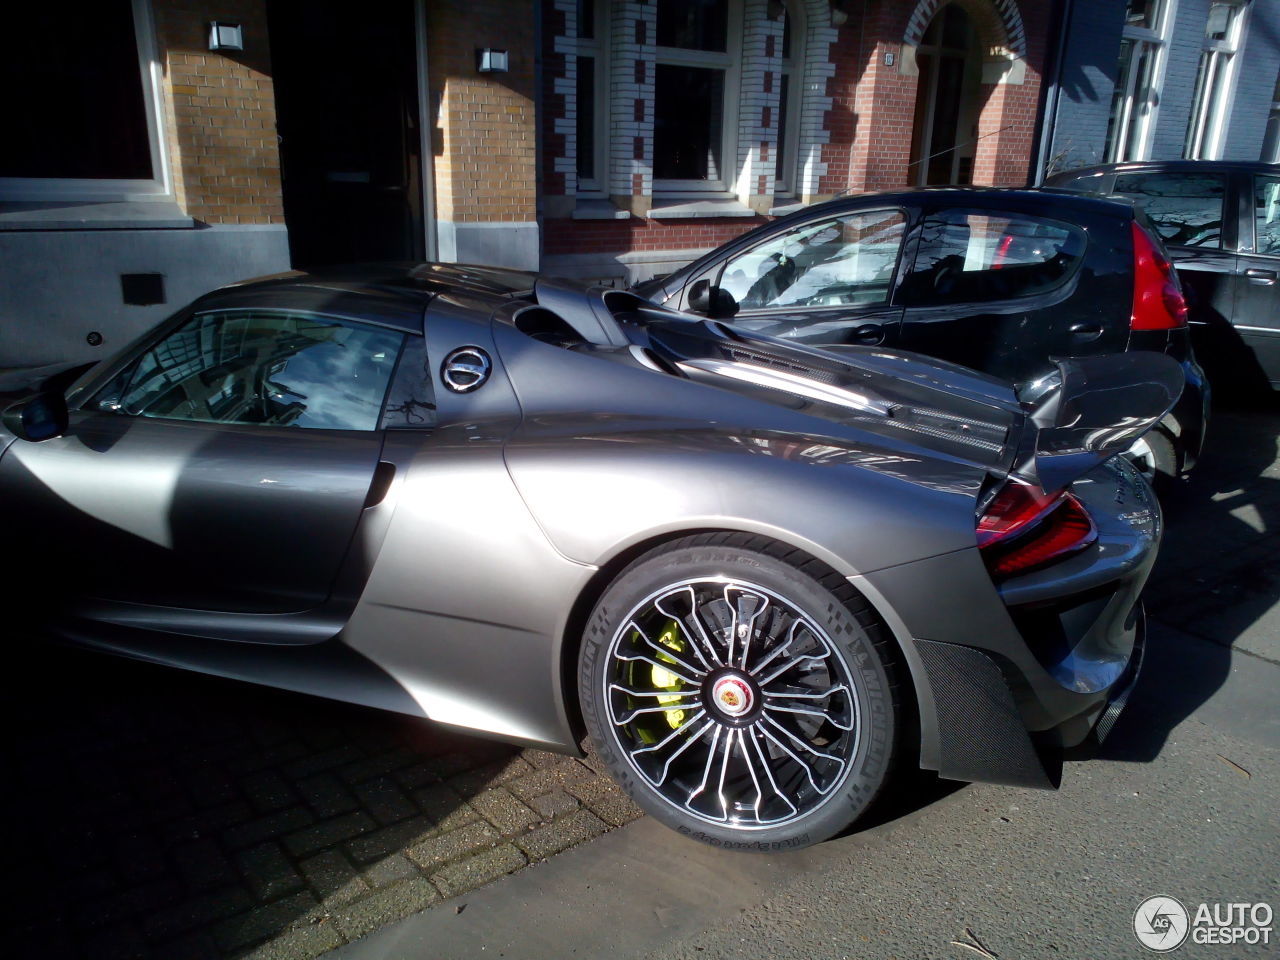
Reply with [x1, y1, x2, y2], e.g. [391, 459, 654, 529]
[896, 207, 1105, 383]
[1, 310, 405, 614]
[702, 208, 908, 347]
[267, 0, 425, 267]
[1234, 171, 1280, 386]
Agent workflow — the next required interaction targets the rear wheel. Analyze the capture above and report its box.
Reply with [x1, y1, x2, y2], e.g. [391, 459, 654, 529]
[578, 534, 902, 850]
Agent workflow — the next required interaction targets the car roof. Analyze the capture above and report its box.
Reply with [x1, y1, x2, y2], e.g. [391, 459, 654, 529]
[192, 262, 537, 333]
[793, 185, 1139, 220]
[1049, 159, 1280, 180]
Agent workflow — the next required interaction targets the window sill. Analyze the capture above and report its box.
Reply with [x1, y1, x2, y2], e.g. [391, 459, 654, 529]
[645, 199, 758, 219]
[768, 201, 808, 216]
[572, 200, 631, 221]
[0, 200, 195, 231]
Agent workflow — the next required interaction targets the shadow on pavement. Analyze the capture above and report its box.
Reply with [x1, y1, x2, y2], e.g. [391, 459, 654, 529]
[1100, 392, 1280, 764]
[1, 644, 636, 960]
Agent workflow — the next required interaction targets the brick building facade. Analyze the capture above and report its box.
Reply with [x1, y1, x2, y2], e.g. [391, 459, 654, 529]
[540, 0, 1052, 285]
[4, 0, 1275, 367]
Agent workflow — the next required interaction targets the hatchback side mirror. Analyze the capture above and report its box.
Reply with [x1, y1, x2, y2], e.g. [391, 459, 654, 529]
[2, 391, 69, 442]
[688, 279, 740, 319]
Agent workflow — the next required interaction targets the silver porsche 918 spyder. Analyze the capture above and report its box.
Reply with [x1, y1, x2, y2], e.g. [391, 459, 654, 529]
[0, 264, 1181, 849]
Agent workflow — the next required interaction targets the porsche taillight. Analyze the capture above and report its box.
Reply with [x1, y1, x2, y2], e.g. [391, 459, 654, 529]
[1130, 222, 1188, 331]
[977, 480, 1097, 580]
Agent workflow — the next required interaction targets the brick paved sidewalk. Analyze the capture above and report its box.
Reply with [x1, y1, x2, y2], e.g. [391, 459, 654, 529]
[2, 654, 641, 960]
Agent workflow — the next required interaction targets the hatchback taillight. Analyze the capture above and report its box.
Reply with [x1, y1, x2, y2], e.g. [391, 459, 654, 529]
[1130, 222, 1188, 331]
[977, 480, 1097, 580]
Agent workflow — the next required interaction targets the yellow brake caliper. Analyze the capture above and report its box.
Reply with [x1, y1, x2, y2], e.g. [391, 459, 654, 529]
[650, 620, 688, 732]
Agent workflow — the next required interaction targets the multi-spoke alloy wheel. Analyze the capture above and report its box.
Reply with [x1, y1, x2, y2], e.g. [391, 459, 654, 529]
[580, 535, 901, 850]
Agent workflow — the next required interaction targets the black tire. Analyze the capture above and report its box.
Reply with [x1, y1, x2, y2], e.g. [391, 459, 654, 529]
[578, 532, 903, 851]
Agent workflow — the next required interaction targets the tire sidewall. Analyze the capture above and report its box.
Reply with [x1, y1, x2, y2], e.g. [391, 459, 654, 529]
[579, 542, 896, 851]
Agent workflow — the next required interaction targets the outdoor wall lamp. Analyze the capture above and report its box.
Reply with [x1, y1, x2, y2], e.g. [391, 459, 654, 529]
[829, 1, 848, 27]
[476, 48, 509, 73]
[208, 21, 244, 51]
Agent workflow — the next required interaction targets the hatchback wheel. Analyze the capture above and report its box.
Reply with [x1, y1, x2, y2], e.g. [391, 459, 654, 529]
[1123, 429, 1177, 490]
[578, 533, 902, 850]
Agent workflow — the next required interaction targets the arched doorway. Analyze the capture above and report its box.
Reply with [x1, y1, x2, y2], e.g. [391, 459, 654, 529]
[908, 4, 983, 185]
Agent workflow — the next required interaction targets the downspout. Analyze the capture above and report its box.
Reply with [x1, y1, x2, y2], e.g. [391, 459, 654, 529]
[1032, 0, 1074, 184]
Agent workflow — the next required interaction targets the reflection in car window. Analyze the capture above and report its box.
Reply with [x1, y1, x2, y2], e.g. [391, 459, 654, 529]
[96, 311, 404, 431]
[380, 335, 437, 429]
[1113, 172, 1225, 248]
[718, 210, 905, 310]
[1255, 175, 1280, 256]
[900, 210, 1085, 306]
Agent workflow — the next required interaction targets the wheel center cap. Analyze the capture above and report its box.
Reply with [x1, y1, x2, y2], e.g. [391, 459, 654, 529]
[711, 675, 753, 718]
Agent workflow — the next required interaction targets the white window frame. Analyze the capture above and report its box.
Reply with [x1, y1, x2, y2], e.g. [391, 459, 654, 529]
[652, 0, 744, 197]
[575, 0, 610, 198]
[0, 0, 171, 202]
[1184, 0, 1248, 160]
[1105, 0, 1176, 162]
[773, 1, 806, 198]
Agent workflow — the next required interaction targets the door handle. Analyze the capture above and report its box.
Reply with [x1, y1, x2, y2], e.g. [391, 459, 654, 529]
[1246, 268, 1277, 285]
[851, 322, 884, 345]
[1069, 322, 1104, 341]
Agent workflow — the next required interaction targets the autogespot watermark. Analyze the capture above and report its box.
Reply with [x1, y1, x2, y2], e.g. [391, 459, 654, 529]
[1133, 896, 1274, 952]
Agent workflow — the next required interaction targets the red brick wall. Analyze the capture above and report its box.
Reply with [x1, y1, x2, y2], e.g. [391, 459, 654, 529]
[152, 0, 283, 224]
[543, 218, 766, 256]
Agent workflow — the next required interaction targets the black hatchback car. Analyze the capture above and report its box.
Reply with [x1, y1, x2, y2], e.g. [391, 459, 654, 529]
[1046, 160, 1280, 395]
[635, 188, 1208, 481]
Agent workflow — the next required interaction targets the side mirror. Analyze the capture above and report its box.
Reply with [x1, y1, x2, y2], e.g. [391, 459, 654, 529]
[688, 278, 714, 314]
[2, 391, 69, 442]
[687, 279, 740, 319]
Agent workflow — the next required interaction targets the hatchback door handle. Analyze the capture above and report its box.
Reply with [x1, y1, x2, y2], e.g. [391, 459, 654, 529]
[1246, 268, 1277, 285]
[1069, 322, 1103, 340]
[851, 322, 884, 345]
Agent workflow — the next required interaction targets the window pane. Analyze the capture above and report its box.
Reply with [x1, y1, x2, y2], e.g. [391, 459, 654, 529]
[720, 211, 906, 309]
[2, 2, 152, 179]
[1114, 172, 1225, 247]
[1104, 39, 1136, 161]
[656, 0, 728, 52]
[381, 335, 437, 429]
[577, 55, 596, 181]
[654, 65, 724, 181]
[1125, 0, 1161, 29]
[1255, 176, 1280, 256]
[102, 312, 404, 431]
[578, 0, 595, 39]
[901, 211, 1085, 306]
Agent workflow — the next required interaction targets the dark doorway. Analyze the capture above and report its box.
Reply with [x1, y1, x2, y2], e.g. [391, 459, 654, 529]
[908, 4, 981, 186]
[267, 0, 426, 267]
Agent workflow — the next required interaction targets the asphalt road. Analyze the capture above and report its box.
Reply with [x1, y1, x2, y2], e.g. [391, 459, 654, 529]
[334, 404, 1280, 960]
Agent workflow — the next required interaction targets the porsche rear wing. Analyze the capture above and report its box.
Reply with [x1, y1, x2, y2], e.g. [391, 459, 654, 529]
[1016, 352, 1185, 493]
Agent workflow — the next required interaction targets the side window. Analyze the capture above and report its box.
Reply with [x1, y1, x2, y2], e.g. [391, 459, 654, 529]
[900, 210, 1086, 306]
[1254, 175, 1280, 257]
[1113, 172, 1225, 248]
[93, 311, 404, 431]
[717, 210, 905, 310]
[380, 335, 437, 429]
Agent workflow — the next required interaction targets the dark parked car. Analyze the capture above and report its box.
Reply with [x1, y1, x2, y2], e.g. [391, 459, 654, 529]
[634, 187, 1208, 482]
[1046, 160, 1280, 395]
[2, 265, 1182, 849]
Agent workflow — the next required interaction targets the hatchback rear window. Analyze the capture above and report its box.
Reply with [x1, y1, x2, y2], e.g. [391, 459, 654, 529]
[1113, 172, 1225, 248]
[900, 210, 1085, 306]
